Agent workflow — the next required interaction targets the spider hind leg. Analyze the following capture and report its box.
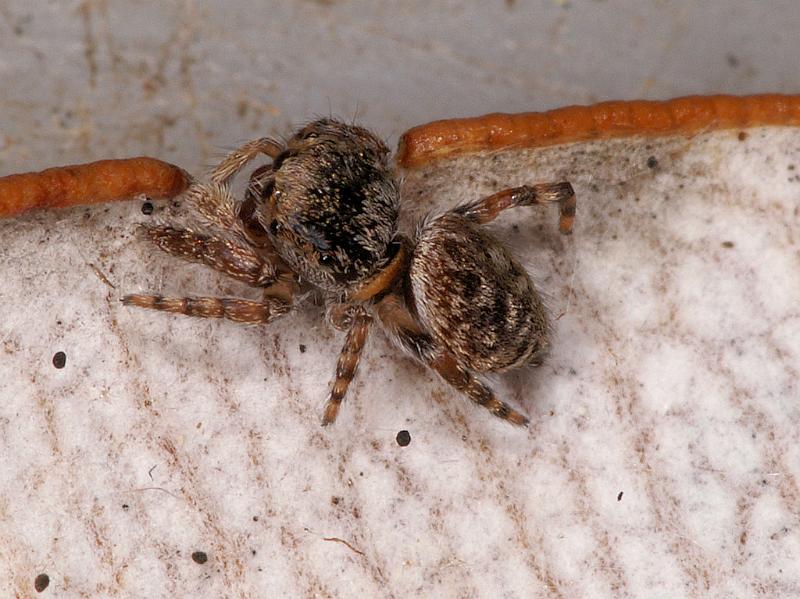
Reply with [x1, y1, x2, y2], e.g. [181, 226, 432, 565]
[453, 181, 576, 234]
[375, 295, 529, 427]
[428, 350, 530, 426]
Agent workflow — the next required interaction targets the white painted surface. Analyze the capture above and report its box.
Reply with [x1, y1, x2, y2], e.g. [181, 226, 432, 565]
[1, 2, 799, 597]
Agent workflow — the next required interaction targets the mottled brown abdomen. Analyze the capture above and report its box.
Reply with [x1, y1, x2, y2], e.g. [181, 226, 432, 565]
[409, 213, 549, 373]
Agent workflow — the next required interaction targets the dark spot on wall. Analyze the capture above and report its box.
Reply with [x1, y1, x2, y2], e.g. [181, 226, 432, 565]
[721, 241, 735, 248]
[34, 574, 50, 592]
[738, 131, 748, 142]
[52, 351, 66, 369]
[396, 430, 411, 447]
[617, 491, 624, 501]
[191, 551, 208, 564]
[646, 156, 658, 169]
[141, 201, 154, 215]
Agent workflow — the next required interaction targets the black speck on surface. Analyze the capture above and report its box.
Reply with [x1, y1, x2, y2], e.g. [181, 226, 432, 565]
[122, 503, 130, 510]
[141, 201, 154, 215]
[721, 241, 735, 248]
[396, 430, 411, 447]
[646, 156, 658, 169]
[52, 351, 66, 369]
[191, 551, 208, 564]
[299, 344, 307, 353]
[617, 491, 624, 501]
[34, 573, 49, 592]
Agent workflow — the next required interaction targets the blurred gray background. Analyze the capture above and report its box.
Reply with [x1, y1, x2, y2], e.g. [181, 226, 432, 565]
[1, 0, 799, 175]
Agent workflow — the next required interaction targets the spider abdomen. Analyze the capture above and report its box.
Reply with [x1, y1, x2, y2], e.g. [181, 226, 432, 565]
[409, 213, 549, 373]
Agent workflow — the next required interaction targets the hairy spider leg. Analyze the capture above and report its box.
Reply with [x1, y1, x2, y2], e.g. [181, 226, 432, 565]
[122, 291, 292, 325]
[453, 182, 576, 234]
[238, 164, 275, 248]
[375, 295, 529, 426]
[198, 142, 283, 248]
[140, 224, 281, 287]
[210, 138, 283, 186]
[322, 307, 373, 425]
[139, 159, 290, 288]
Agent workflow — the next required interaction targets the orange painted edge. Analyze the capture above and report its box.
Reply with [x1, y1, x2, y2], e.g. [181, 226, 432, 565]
[0, 157, 190, 218]
[396, 94, 800, 169]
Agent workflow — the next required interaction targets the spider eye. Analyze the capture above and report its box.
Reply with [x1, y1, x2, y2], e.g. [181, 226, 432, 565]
[269, 219, 282, 235]
[319, 253, 332, 265]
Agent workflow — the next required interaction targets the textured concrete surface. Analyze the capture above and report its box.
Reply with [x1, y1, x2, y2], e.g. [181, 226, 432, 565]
[1, 2, 799, 597]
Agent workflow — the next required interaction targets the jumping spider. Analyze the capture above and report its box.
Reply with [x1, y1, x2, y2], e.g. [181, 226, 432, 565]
[123, 119, 576, 426]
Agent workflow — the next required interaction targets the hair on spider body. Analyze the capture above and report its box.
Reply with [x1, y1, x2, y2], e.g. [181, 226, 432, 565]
[122, 118, 575, 427]
[261, 119, 401, 293]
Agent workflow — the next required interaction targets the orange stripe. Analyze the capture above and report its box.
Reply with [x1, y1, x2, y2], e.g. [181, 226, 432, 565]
[0, 157, 189, 217]
[396, 94, 800, 168]
[347, 242, 409, 302]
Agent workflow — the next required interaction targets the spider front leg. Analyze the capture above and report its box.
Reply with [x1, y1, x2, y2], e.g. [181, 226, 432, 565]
[375, 295, 529, 426]
[210, 138, 283, 186]
[321, 305, 373, 426]
[453, 181, 576, 234]
[178, 140, 283, 231]
[122, 289, 292, 325]
[140, 223, 282, 287]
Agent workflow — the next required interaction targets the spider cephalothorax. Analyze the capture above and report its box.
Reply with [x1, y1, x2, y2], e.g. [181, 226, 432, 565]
[254, 119, 400, 293]
[123, 118, 575, 426]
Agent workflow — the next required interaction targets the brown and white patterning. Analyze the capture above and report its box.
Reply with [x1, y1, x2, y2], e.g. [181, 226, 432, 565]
[122, 118, 576, 426]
